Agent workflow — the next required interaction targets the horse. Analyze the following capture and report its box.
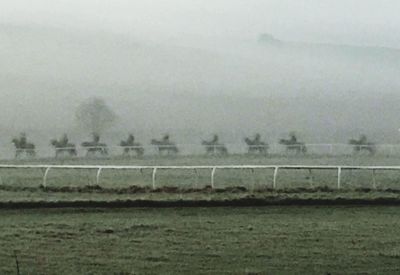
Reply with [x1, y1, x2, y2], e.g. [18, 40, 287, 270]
[120, 134, 144, 157]
[244, 134, 268, 155]
[50, 134, 77, 158]
[279, 133, 307, 154]
[12, 133, 36, 158]
[81, 133, 108, 157]
[349, 135, 376, 155]
[151, 135, 178, 156]
[201, 135, 228, 156]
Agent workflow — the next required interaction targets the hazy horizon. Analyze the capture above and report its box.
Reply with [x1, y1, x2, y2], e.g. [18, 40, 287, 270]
[2, 0, 400, 47]
[1, 0, 400, 149]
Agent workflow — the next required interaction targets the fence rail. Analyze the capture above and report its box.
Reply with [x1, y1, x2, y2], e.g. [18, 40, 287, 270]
[1, 164, 399, 190]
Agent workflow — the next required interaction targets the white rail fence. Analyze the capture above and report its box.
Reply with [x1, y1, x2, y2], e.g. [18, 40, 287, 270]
[4, 143, 400, 159]
[1, 164, 399, 189]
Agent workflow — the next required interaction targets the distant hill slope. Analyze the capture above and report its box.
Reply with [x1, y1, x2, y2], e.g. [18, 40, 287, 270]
[0, 25, 399, 143]
[258, 33, 400, 65]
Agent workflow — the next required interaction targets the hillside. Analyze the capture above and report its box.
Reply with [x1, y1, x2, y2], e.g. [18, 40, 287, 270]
[0, 24, 399, 144]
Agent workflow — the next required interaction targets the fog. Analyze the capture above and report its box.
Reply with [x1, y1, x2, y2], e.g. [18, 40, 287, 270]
[1, 0, 400, 148]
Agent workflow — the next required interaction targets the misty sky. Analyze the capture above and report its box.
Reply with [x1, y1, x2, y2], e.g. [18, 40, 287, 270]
[2, 0, 400, 47]
[1, 0, 400, 147]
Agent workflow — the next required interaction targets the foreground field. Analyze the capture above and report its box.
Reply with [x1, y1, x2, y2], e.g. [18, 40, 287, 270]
[0, 206, 400, 274]
[1, 155, 400, 274]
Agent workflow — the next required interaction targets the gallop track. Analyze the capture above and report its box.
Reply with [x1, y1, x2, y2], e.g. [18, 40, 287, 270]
[3, 155, 400, 208]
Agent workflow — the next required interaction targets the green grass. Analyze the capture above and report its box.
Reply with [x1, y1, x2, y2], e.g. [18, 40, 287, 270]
[1, 155, 400, 274]
[1, 206, 400, 274]
[0, 154, 400, 205]
[3, 153, 400, 166]
[1, 154, 400, 190]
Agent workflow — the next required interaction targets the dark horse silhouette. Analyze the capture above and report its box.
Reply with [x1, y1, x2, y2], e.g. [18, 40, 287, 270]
[50, 134, 77, 158]
[120, 134, 144, 157]
[349, 135, 376, 155]
[201, 134, 228, 156]
[12, 133, 36, 158]
[81, 133, 108, 157]
[244, 133, 268, 155]
[151, 134, 178, 155]
[279, 133, 307, 154]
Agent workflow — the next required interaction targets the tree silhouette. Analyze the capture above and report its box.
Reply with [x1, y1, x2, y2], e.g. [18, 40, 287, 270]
[75, 97, 117, 135]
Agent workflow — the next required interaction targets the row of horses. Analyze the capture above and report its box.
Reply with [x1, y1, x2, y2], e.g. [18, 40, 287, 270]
[10, 133, 376, 158]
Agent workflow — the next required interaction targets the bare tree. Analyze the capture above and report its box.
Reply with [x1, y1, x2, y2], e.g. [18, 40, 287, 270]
[75, 97, 117, 135]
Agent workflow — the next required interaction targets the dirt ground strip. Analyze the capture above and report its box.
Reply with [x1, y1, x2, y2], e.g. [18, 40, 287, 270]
[2, 186, 400, 208]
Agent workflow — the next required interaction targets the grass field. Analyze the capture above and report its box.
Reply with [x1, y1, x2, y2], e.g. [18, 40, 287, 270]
[1, 206, 400, 274]
[1, 155, 400, 274]
[1, 154, 400, 191]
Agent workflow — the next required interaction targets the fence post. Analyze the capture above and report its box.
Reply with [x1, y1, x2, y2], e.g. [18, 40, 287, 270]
[308, 169, 314, 187]
[152, 167, 157, 189]
[273, 167, 279, 189]
[96, 167, 103, 186]
[249, 168, 255, 191]
[43, 167, 51, 187]
[372, 169, 377, 189]
[337, 167, 342, 189]
[211, 167, 217, 189]
[194, 168, 199, 188]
